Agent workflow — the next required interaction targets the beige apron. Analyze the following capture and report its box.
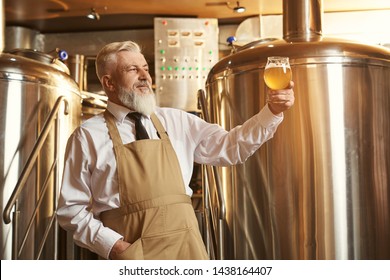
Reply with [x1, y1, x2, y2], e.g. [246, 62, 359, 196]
[100, 110, 208, 260]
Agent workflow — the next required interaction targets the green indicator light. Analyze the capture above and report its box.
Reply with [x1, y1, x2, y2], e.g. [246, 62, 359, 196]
[202, 67, 207, 71]
[160, 50, 165, 54]
[174, 66, 179, 71]
[167, 66, 173, 71]
[189, 67, 192, 71]
[182, 67, 186, 71]
[196, 67, 199, 71]
[209, 50, 213, 55]
[160, 66, 165, 71]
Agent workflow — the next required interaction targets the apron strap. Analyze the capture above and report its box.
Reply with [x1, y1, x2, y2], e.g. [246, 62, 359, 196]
[104, 110, 123, 147]
[151, 113, 169, 140]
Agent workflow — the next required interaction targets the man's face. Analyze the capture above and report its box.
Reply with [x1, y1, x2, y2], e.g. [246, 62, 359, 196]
[114, 50, 153, 94]
[111, 51, 156, 115]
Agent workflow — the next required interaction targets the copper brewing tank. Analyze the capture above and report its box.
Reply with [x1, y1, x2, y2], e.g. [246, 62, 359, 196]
[0, 50, 81, 259]
[205, 0, 390, 259]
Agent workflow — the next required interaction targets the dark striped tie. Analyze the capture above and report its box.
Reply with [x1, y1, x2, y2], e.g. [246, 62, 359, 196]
[128, 112, 149, 140]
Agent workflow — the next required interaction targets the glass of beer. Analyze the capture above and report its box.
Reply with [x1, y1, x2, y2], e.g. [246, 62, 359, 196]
[264, 56, 292, 90]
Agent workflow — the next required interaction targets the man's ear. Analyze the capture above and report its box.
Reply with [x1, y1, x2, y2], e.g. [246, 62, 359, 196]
[102, 75, 115, 91]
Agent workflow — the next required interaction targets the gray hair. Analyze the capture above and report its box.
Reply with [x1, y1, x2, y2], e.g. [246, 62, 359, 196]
[95, 41, 142, 81]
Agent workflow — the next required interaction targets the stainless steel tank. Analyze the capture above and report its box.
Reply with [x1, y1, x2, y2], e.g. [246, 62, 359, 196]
[205, 0, 390, 259]
[0, 50, 82, 259]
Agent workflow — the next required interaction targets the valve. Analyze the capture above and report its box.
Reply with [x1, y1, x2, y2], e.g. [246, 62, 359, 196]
[55, 48, 68, 61]
[48, 48, 69, 61]
[226, 36, 237, 54]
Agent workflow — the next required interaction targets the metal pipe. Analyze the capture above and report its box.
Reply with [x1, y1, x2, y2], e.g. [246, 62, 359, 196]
[283, 0, 323, 41]
[0, 0, 3, 52]
[198, 89, 227, 259]
[16, 160, 57, 258]
[36, 214, 57, 260]
[11, 209, 19, 260]
[197, 89, 226, 221]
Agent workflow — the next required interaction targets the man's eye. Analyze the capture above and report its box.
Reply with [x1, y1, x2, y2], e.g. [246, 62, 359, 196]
[129, 67, 138, 72]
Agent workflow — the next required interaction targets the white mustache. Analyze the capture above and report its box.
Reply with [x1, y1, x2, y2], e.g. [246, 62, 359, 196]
[134, 81, 151, 88]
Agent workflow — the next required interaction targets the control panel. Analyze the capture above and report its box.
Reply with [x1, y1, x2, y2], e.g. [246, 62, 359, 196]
[154, 17, 219, 112]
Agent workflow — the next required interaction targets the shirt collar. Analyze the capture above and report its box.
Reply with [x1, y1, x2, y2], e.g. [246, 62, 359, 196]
[106, 100, 152, 123]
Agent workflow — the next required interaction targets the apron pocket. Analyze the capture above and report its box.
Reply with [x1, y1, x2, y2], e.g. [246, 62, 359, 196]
[113, 238, 144, 260]
[142, 227, 204, 260]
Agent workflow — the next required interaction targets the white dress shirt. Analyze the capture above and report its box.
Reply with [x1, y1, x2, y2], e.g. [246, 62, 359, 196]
[57, 101, 283, 259]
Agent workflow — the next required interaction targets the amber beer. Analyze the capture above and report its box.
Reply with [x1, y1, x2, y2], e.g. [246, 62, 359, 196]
[264, 56, 292, 90]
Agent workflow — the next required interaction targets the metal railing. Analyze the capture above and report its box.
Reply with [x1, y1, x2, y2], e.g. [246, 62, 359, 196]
[197, 89, 227, 260]
[3, 96, 69, 259]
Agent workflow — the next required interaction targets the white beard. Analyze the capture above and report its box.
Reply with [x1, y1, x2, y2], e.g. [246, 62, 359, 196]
[117, 82, 156, 116]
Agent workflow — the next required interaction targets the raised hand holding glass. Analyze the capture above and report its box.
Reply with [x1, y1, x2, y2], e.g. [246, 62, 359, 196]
[264, 56, 292, 90]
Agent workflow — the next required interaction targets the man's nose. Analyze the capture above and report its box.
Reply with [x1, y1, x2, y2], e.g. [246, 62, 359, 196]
[138, 68, 149, 79]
